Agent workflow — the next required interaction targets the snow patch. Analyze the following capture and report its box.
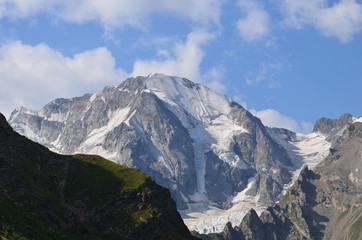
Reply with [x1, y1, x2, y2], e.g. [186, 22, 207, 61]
[118, 87, 130, 92]
[353, 117, 362, 123]
[18, 107, 37, 116]
[9, 108, 45, 143]
[89, 93, 97, 102]
[48, 112, 63, 122]
[77, 107, 131, 158]
[145, 74, 232, 119]
[293, 132, 331, 169]
[232, 178, 255, 204]
[12, 122, 44, 144]
[269, 131, 331, 196]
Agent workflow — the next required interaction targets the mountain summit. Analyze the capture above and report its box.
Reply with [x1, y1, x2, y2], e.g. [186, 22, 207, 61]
[9, 74, 338, 233]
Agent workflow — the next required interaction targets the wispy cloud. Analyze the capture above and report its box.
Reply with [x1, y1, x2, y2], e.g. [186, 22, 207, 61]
[236, 0, 270, 42]
[279, 0, 362, 42]
[131, 29, 215, 83]
[245, 63, 283, 88]
[204, 67, 227, 93]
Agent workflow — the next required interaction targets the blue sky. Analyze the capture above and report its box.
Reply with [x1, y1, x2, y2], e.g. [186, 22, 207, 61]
[1, 0, 362, 133]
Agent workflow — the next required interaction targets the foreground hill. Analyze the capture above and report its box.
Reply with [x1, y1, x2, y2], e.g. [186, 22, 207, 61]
[0, 113, 197, 240]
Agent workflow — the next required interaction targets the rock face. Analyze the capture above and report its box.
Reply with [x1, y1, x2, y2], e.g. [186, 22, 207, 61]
[8, 74, 293, 214]
[198, 121, 362, 240]
[0, 113, 197, 240]
[313, 113, 353, 145]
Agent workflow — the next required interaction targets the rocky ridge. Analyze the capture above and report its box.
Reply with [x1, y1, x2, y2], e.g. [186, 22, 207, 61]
[197, 119, 362, 239]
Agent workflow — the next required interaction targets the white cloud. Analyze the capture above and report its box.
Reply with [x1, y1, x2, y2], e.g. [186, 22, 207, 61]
[280, 0, 362, 42]
[0, 30, 221, 119]
[203, 67, 227, 94]
[250, 108, 313, 133]
[245, 63, 283, 88]
[0, 0, 224, 28]
[131, 29, 214, 82]
[317, 0, 362, 42]
[0, 41, 126, 118]
[236, 0, 270, 42]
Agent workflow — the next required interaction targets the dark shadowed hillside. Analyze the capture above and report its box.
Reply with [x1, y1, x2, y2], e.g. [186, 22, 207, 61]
[0, 113, 197, 240]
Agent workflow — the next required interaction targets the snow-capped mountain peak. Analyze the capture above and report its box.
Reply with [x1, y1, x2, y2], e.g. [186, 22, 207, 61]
[9, 74, 349, 234]
[145, 74, 232, 117]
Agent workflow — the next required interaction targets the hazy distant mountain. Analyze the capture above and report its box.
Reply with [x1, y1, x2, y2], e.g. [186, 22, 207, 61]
[9, 74, 355, 233]
[0, 112, 197, 240]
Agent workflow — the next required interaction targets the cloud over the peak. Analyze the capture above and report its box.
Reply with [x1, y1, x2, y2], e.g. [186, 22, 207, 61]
[0, 0, 224, 28]
[280, 0, 362, 42]
[245, 63, 283, 88]
[0, 41, 126, 118]
[131, 29, 214, 82]
[236, 0, 270, 42]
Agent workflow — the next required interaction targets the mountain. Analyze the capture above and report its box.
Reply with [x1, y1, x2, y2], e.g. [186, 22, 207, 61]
[0, 113, 197, 240]
[8, 74, 350, 233]
[196, 118, 362, 240]
[9, 74, 300, 232]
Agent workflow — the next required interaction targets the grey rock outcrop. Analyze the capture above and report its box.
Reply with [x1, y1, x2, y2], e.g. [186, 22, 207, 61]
[313, 113, 353, 145]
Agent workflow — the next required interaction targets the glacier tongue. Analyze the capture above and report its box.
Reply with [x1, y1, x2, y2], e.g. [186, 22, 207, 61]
[181, 203, 265, 234]
[182, 177, 265, 234]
